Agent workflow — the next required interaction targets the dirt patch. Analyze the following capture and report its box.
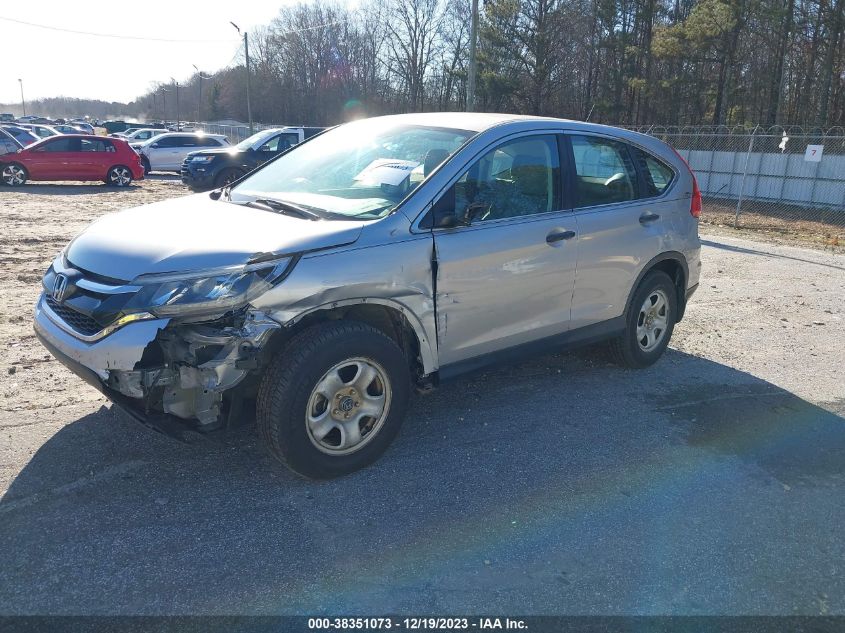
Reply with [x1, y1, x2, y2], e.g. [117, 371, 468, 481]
[0, 177, 188, 413]
[701, 198, 845, 252]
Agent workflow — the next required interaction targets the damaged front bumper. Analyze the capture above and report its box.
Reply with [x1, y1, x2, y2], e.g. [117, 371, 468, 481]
[34, 293, 280, 435]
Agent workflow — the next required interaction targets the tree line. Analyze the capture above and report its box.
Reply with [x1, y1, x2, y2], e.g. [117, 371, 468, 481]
[15, 0, 845, 128]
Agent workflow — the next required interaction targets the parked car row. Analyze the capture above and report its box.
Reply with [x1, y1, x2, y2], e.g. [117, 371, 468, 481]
[0, 120, 324, 189]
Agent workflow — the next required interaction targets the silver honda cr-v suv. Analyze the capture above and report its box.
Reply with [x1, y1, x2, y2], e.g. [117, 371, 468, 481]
[34, 113, 701, 478]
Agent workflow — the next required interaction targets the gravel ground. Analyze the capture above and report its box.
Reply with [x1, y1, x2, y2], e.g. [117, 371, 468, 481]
[1, 179, 844, 615]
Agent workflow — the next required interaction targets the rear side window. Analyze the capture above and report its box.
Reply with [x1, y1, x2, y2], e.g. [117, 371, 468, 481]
[631, 147, 675, 197]
[198, 137, 222, 147]
[569, 135, 638, 207]
[81, 139, 114, 152]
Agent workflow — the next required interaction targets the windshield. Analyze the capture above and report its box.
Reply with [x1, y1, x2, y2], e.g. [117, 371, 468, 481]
[235, 130, 277, 151]
[230, 119, 473, 220]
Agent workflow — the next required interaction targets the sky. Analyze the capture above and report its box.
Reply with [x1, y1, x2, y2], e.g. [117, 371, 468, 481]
[0, 0, 298, 104]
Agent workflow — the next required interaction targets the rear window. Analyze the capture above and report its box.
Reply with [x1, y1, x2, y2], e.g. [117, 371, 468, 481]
[631, 147, 675, 197]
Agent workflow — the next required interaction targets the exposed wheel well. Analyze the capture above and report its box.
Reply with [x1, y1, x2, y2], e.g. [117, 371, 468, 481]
[642, 256, 688, 321]
[279, 304, 425, 381]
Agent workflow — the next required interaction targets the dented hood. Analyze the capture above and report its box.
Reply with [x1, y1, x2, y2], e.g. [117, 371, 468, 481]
[66, 193, 363, 281]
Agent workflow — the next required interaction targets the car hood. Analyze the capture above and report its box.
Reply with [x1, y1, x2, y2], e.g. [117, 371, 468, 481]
[66, 194, 363, 282]
[188, 147, 246, 157]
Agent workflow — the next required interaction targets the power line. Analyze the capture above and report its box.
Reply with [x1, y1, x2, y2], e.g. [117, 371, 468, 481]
[0, 15, 239, 43]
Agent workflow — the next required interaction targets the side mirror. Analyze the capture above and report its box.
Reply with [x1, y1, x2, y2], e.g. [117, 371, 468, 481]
[150, 143, 159, 149]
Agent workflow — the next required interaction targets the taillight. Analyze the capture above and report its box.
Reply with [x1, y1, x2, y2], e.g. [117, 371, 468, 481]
[690, 175, 702, 218]
[670, 145, 701, 218]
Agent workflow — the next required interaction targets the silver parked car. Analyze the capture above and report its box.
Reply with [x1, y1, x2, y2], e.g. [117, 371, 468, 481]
[33, 113, 701, 478]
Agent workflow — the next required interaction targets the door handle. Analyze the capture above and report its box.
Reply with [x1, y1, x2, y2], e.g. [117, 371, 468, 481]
[546, 230, 576, 244]
[639, 212, 660, 224]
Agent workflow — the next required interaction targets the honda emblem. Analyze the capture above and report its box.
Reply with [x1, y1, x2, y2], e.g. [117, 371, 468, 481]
[52, 274, 69, 303]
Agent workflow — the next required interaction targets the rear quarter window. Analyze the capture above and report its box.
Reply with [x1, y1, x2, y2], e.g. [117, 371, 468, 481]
[631, 147, 675, 197]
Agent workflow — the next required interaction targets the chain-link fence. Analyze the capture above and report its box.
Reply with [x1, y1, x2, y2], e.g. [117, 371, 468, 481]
[198, 122, 286, 144]
[628, 125, 845, 245]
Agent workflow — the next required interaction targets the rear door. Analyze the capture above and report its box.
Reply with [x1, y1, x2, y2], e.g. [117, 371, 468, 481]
[565, 133, 671, 329]
[79, 137, 114, 179]
[431, 132, 578, 368]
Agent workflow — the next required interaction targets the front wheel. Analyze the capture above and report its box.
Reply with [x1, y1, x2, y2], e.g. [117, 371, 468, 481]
[256, 321, 411, 478]
[1, 163, 27, 186]
[609, 270, 677, 368]
[106, 165, 133, 187]
[214, 168, 244, 188]
[140, 156, 151, 175]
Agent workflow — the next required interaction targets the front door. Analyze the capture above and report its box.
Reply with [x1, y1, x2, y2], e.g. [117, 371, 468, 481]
[26, 137, 81, 180]
[431, 133, 578, 368]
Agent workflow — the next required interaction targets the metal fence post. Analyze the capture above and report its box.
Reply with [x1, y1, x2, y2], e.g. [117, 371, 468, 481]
[734, 125, 759, 227]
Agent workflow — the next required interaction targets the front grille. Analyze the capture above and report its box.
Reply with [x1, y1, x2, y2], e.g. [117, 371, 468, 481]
[45, 296, 103, 336]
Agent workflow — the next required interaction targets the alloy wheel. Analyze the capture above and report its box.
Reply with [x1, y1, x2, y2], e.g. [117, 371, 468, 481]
[636, 289, 670, 352]
[2, 165, 26, 186]
[109, 167, 132, 186]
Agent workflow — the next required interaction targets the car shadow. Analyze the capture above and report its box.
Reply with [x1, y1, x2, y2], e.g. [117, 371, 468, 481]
[8, 183, 145, 195]
[2, 348, 844, 614]
[5, 174, 181, 195]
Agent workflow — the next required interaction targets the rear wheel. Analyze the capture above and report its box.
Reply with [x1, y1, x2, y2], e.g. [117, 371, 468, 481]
[1, 163, 27, 186]
[609, 270, 677, 368]
[256, 321, 411, 479]
[105, 165, 133, 187]
[214, 168, 244, 188]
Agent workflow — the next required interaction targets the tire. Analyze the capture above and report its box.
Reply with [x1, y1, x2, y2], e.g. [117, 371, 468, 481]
[256, 321, 411, 479]
[1, 163, 27, 187]
[214, 168, 244, 189]
[141, 156, 151, 175]
[609, 270, 677, 369]
[105, 165, 133, 187]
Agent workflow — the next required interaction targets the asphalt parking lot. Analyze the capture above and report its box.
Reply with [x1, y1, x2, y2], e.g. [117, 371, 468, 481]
[1, 179, 844, 615]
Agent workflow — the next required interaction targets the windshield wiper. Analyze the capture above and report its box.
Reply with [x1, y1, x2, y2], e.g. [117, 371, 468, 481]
[247, 198, 322, 221]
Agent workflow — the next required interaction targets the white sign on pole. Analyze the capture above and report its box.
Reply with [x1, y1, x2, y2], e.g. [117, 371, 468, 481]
[804, 145, 824, 162]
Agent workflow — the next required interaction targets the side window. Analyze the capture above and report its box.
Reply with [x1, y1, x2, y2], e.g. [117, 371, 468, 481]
[570, 135, 638, 207]
[176, 136, 198, 148]
[198, 137, 220, 147]
[631, 147, 675, 197]
[437, 135, 561, 224]
[0, 137, 17, 155]
[81, 139, 113, 152]
[42, 138, 79, 152]
[155, 136, 177, 148]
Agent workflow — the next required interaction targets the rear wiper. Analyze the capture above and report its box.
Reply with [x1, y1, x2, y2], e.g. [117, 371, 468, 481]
[247, 198, 322, 221]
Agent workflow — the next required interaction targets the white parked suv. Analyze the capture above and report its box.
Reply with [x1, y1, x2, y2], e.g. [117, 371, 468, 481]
[137, 132, 229, 173]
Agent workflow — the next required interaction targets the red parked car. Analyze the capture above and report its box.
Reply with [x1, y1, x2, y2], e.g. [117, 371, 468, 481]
[0, 135, 144, 187]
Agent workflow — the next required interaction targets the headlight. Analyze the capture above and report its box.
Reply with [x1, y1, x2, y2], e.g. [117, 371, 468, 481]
[126, 257, 292, 318]
[190, 155, 214, 163]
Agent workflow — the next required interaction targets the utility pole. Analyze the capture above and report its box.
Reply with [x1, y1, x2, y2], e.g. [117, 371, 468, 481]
[161, 86, 169, 123]
[230, 22, 253, 133]
[466, 0, 479, 112]
[193, 65, 212, 123]
[18, 79, 26, 116]
[171, 78, 180, 131]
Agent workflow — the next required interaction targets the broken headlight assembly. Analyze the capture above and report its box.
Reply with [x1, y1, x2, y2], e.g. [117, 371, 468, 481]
[125, 257, 293, 318]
